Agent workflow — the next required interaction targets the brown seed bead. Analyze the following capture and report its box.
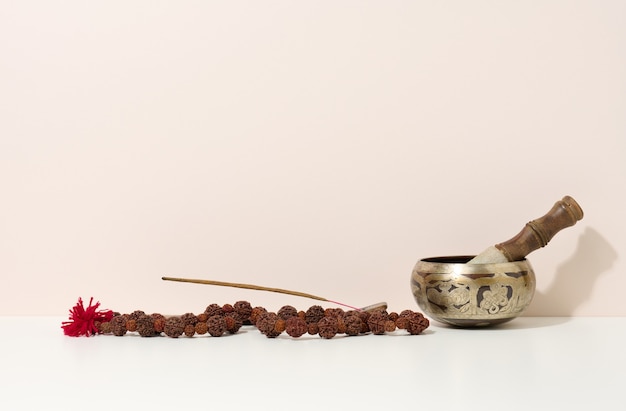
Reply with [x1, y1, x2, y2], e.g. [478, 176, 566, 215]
[207, 315, 227, 337]
[324, 308, 345, 319]
[389, 312, 399, 322]
[234, 301, 253, 324]
[367, 311, 389, 335]
[222, 303, 234, 314]
[318, 317, 339, 339]
[224, 314, 243, 334]
[307, 322, 319, 335]
[385, 320, 396, 333]
[153, 318, 165, 333]
[99, 321, 112, 334]
[128, 310, 146, 321]
[249, 306, 268, 324]
[184, 324, 196, 337]
[256, 312, 282, 338]
[164, 317, 185, 338]
[344, 313, 363, 336]
[396, 310, 414, 330]
[399, 310, 413, 319]
[204, 304, 224, 318]
[223, 316, 236, 333]
[126, 319, 137, 332]
[336, 318, 347, 334]
[395, 317, 408, 330]
[285, 317, 308, 338]
[359, 311, 371, 333]
[151, 313, 166, 329]
[137, 315, 157, 337]
[196, 313, 209, 323]
[405, 312, 430, 335]
[297, 311, 306, 321]
[230, 311, 244, 321]
[111, 316, 127, 336]
[180, 313, 198, 327]
[277, 305, 298, 321]
[274, 319, 286, 334]
[195, 321, 208, 335]
[305, 305, 325, 325]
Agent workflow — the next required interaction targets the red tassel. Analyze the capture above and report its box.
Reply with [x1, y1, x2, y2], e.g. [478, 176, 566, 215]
[62, 297, 113, 337]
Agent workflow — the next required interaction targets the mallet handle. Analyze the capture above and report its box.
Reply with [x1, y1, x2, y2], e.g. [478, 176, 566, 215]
[495, 196, 583, 261]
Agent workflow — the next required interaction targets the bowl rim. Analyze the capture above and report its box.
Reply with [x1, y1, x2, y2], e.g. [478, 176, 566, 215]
[419, 255, 528, 264]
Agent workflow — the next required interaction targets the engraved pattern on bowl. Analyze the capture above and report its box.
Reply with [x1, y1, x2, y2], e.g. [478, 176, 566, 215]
[411, 256, 536, 327]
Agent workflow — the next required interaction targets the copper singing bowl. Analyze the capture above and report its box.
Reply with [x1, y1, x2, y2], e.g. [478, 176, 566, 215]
[411, 256, 536, 327]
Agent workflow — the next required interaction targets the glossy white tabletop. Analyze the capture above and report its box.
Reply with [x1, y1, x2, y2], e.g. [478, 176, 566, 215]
[1, 317, 623, 410]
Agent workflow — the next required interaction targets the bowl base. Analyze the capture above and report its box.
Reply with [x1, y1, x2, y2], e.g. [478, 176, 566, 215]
[435, 317, 517, 327]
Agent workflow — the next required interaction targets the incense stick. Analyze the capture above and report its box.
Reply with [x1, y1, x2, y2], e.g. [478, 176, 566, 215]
[161, 276, 364, 311]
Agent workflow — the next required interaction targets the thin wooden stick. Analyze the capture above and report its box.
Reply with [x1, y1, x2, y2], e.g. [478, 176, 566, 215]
[161, 276, 364, 311]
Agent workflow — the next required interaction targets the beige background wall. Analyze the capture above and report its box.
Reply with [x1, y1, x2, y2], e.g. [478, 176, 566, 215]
[1, 1, 624, 316]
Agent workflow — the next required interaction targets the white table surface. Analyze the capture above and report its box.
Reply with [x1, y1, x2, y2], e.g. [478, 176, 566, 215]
[1, 316, 623, 410]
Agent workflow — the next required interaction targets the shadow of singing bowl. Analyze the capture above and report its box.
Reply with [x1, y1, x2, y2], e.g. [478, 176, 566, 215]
[411, 256, 536, 327]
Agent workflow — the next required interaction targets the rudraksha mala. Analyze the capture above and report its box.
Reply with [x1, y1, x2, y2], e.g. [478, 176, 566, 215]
[62, 298, 430, 339]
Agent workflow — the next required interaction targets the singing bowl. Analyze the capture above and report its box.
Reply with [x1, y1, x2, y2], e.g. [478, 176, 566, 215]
[411, 256, 536, 327]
